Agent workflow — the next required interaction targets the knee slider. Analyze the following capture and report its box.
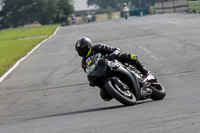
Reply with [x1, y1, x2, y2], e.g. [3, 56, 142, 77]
[103, 98, 112, 101]
[100, 90, 113, 101]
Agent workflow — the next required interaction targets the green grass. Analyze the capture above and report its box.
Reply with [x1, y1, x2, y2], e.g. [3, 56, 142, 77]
[0, 24, 60, 77]
[0, 38, 45, 76]
[0, 24, 59, 40]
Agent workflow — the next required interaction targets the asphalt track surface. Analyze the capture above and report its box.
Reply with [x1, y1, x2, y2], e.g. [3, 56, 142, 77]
[0, 13, 200, 133]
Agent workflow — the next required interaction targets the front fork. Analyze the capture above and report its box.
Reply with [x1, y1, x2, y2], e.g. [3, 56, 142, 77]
[129, 69, 152, 99]
[139, 80, 152, 99]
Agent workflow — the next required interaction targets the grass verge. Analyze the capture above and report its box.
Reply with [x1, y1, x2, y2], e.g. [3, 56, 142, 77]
[0, 25, 59, 40]
[188, 1, 200, 13]
[0, 38, 45, 76]
[0, 25, 59, 77]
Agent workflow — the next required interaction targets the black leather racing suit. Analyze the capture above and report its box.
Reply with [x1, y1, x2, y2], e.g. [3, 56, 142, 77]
[81, 44, 148, 101]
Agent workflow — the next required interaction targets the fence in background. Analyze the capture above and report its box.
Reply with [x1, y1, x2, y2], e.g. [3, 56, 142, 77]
[154, 0, 188, 14]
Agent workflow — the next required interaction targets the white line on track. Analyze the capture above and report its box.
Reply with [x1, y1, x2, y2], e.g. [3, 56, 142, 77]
[168, 20, 181, 25]
[139, 45, 159, 61]
[0, 27, 60, 83]
[123, 37, 159, 61]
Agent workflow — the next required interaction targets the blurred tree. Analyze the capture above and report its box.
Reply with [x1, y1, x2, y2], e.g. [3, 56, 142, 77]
[87, 0, 164, 9]
[0, 0, 37, 28]
[107, 7, 112, 19]
[35, 0, 59, 25]
[87, 0, 121, 9]
[57, 0, 74, 25]
[0, 0, 74, 29]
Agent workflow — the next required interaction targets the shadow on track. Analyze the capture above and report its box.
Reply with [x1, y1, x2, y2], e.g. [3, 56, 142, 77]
[27, 105, 125, 121]
[27, 100, 153, 121]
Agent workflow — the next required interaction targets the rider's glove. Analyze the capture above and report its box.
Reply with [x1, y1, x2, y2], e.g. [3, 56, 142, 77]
[107, 53, 116, 60]
[107, 48, 120, 60]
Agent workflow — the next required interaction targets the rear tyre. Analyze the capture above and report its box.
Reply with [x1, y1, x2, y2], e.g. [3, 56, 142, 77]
[105, 80, 136, 106]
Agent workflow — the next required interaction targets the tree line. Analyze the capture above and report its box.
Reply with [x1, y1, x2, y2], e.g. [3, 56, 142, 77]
[87, 0, 163, 9]
[0, 0, 74, 29]
[0, 0, 165, 29]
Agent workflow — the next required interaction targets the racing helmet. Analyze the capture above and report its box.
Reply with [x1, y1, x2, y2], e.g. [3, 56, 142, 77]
[75, 37, 92, 57]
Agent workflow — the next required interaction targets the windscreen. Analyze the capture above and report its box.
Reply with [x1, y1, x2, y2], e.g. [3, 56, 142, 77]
[85, 53, 101, 75]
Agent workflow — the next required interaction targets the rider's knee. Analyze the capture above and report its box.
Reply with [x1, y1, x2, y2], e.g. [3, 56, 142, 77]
[102, 98, 112, 101]
[100, 90, 113, 101]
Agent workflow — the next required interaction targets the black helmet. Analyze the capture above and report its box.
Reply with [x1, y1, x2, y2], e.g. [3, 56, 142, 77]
[75, 37, 92, 57]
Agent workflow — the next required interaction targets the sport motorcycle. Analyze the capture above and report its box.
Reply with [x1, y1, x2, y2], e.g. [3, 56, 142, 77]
[86, 53, 166, 106]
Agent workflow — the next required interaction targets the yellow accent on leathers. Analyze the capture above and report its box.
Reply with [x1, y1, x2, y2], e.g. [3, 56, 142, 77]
[130, 54, 137, 60]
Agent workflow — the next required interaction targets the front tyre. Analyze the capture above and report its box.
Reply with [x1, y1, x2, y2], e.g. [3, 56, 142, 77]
[105, 80, 136, 106]
[125, 14, 128, 19]
[149, 81, 166, 100]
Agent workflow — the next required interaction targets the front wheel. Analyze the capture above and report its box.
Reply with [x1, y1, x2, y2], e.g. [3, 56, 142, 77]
[149, 81, 166, 100]
[125, 14, 128, 19]
[105, 79, 136, 106]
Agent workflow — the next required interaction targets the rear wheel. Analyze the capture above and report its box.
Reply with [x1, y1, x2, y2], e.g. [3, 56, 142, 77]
[105, 79, 136, 106]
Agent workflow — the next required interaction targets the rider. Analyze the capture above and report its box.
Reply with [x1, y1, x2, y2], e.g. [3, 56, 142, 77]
[122, 3, 129, 15]
[71, 14, 76, 24]
[75, 37, 149, 101]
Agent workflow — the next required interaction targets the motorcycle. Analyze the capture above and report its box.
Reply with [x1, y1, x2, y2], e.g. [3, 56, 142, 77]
[71, 14, 76, 25]
[123, 7, 129, 19]
[86, 53, 166, 106]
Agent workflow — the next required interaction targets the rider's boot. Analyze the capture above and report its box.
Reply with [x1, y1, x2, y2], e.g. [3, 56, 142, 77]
[129, 54, 149, 77]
